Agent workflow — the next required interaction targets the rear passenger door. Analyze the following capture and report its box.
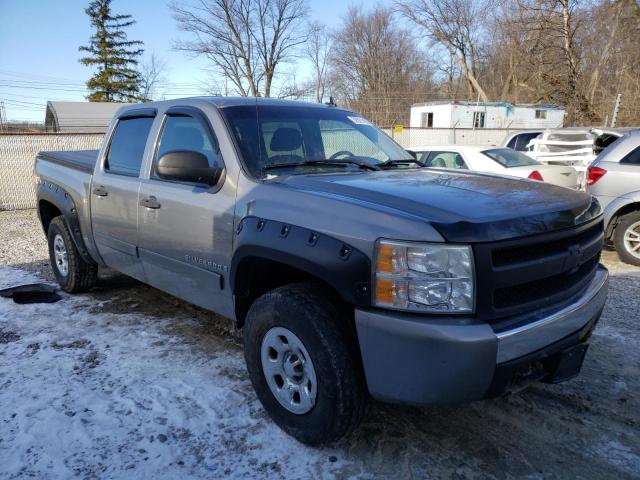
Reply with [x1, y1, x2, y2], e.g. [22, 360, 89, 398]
[91, 109, 156, 280]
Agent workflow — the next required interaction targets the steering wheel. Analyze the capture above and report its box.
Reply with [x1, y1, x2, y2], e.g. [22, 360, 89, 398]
[329, 150, 355, 160]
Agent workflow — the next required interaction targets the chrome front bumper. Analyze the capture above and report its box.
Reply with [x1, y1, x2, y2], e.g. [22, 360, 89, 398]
[495, 266, 609, 363]
[355, 265, 609, 405]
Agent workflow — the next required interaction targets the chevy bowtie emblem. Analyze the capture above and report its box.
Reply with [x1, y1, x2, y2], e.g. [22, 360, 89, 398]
[564, 245, 583, 274]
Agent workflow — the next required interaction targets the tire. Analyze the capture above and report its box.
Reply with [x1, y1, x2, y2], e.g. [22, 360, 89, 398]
[613, 211, 640, 267]
[243, 283, 367, 446]
[47, 216, 98, 292]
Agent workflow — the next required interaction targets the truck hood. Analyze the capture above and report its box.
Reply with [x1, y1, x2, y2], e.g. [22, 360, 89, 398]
[274, 169, 600, 242]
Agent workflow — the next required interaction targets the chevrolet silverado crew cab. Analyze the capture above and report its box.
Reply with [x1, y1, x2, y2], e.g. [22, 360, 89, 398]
[35, 97, 609, 445]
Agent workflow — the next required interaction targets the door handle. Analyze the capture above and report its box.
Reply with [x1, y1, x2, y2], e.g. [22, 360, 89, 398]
[93, 185, 108, 197]
[140, 196, 161, 209]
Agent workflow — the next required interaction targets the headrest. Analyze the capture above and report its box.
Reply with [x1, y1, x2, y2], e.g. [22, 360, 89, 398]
[270, 128, 302, 152]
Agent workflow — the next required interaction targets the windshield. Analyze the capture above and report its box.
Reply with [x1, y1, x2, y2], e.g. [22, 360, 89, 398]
[221, 104, 413, 177]
[482, 148, 540, 168]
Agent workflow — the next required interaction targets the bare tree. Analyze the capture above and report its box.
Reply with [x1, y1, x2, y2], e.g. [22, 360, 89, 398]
[396, 0, 490, 101]
[330, 6, 436, 126]
[140, 53, 167, 101]
[171, 0, 307, 97]
[306, 21, 332, 103]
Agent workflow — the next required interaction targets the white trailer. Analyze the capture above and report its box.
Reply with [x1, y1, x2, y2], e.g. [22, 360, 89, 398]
[410, 101, 565, 130]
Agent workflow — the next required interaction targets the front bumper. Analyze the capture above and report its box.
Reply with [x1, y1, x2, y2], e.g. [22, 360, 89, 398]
[354, 266, 609, 405]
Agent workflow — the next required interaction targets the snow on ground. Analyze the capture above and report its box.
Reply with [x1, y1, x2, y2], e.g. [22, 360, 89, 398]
[0, 268, 348, 479]
[1, 209, 640, 479]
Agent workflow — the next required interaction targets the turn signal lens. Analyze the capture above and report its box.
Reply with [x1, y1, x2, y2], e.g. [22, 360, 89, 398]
[528, 170, 544, 181]
[374, 278, 395, 304]
[376, 244, 394, 273]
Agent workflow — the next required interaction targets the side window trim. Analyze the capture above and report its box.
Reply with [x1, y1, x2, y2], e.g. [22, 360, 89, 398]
[150, 106, 226, 189]
[103, 114, 156, 177]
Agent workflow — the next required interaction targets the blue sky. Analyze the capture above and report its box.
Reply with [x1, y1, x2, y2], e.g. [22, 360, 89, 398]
[0, 0, 369, 121]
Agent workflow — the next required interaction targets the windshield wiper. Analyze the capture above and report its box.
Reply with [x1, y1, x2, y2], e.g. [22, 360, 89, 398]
[378, 159, 424, 169]
[263, 159, 381, 173]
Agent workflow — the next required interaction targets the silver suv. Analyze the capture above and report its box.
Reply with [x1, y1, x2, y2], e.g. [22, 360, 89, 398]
[587, 130, 640, 265]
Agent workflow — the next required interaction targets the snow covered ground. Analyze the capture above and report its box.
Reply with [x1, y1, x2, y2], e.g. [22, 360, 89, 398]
[0, 267, 351, 479]
[1, 210, 639, 479]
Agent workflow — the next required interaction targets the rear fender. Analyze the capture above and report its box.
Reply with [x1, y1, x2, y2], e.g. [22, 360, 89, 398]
[37, 180, 97, 265]
[603, 193, 640, 238]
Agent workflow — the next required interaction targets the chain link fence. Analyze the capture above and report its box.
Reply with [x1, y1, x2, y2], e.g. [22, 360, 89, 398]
[0, 134, 103, 211]
[381, 127, 537, 148]
[0, 127, 537, 211]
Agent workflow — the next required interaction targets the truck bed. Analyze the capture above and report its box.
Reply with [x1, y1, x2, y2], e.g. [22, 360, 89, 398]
[38, 150, 99, 174]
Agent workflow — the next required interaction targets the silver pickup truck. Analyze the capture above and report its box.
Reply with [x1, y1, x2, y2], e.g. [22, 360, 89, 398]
[35, 97, 609, 445]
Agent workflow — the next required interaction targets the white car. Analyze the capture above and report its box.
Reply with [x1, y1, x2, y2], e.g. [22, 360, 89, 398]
[412, 145, 579, 189]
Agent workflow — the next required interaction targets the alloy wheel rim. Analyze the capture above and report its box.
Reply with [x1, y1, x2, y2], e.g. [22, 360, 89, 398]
[53, 234, 69, 277]
[623, 221, 640, 260]
[260, 326, 317, 415]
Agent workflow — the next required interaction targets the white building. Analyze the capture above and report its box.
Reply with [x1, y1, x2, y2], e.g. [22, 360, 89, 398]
[409, 101, 565, 129]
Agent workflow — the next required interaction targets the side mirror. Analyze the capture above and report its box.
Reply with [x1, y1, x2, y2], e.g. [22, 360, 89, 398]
[156, 150, 223, 186]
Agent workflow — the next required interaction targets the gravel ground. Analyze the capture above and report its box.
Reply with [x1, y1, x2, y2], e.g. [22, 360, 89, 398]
[1, 209, 639, 479]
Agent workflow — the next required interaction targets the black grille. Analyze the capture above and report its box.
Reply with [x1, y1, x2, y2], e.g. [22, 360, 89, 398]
[493, 254, 600, 309]
[473, 219, 604, 322]
[492, 222, 602, 267]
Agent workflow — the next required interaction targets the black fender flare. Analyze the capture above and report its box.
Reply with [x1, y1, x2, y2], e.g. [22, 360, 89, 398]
[231, 217, 372, 306]
[37, 180, 96, 265]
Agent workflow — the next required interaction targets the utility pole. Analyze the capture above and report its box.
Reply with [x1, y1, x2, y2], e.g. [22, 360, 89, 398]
[610, 94, 622, 128]
[0, 101, 7, 133]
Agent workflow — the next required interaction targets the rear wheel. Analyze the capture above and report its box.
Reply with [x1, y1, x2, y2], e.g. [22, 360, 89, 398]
[613, 211, 640, 266]
[243, 283, 367, 445]
[47, 216, 97, 292]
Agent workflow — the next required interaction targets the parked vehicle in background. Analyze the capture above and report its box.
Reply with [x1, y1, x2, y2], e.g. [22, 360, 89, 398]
[412, 145, 579, 189]
[501, 130, 543, 152]
[503, 128, 635, 189]
[588, 130, 640, 266]
[502, 128, 631, 157]
[34, 97, 608, 445]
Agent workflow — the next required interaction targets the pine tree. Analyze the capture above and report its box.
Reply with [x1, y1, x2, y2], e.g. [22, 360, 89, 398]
[79, 0, 144, 102]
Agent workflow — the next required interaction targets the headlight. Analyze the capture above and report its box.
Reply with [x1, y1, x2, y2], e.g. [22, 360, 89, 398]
[373, 240, 475, 313]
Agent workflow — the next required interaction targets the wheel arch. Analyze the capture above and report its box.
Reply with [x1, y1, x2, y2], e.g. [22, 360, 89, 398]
[605, 200, 640, 240]
[231, 217, 372, 328]
[37, 181, 96, 265]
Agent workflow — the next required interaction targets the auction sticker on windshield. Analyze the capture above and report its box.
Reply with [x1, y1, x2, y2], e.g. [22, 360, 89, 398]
[348, 116, 373, 126]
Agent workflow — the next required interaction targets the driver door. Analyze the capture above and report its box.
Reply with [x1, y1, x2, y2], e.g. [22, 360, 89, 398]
[137, 106, 235, 316]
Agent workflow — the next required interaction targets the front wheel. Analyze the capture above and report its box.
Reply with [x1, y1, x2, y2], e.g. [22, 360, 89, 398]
[613, 211, 640, 266]
[47, 216, 97, 292]
[243, 283, 367, 445]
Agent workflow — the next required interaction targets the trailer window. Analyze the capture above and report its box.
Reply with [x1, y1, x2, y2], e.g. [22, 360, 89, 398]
[421, 112, 433, 128]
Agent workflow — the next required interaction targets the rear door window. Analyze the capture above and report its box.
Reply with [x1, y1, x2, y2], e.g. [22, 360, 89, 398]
[424, 151, 468, 169]
[621, 146, 640, 165]
[105, 117, 154, 176]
